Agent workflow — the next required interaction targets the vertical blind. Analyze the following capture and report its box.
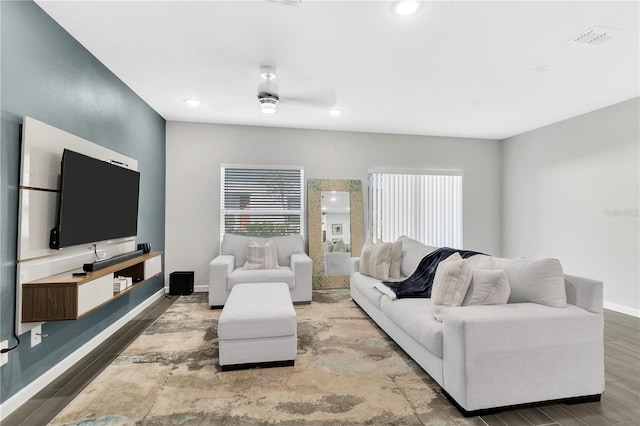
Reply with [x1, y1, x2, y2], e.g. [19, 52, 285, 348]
[221, 165, 304, 237]
[369, 171, 463, 248]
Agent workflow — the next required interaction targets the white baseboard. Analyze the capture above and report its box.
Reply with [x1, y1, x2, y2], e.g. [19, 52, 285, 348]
[0, 289, 164, 421]
[604, 300, 640, 318]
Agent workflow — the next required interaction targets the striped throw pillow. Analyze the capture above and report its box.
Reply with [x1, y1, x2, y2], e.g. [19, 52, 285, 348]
[243, 240, 280, 270]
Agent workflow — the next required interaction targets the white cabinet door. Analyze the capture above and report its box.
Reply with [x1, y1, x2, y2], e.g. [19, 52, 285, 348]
[78, 274, 114, 316]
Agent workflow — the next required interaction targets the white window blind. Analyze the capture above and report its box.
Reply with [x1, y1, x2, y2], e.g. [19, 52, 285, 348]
[369, 171, 463, 248]
[221, 165, 304, 237]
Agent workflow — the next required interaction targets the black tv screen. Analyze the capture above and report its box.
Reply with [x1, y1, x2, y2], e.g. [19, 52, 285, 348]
[50, 149, 140, 249]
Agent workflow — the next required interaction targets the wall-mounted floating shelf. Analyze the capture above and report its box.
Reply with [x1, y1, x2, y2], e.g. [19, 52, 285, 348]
[21, 251, 162, 322]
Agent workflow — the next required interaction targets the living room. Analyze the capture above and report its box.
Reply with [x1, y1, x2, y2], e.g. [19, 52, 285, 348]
[1, 1, 638, 424]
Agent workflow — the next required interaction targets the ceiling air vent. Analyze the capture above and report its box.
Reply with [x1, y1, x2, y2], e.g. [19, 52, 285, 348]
[571, 27, 616, 45]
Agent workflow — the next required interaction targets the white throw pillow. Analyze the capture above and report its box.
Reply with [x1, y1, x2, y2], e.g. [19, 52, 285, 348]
[431, 252, 473, 322]
[463, 269, 511, 306]
[243, 240, 280, 270]
[359, 239, 392, 280]
[323, 240, 334, 253]
[388, 240, 403, 279]
[490, 257, 567, 308]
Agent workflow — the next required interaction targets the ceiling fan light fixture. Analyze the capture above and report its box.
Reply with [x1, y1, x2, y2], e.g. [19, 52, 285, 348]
[258, 96, 279, 114]
[260, 66, 277, 80]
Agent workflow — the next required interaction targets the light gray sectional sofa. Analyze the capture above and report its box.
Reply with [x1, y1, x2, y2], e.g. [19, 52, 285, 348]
[209, 233, 312, 307]
[350, 236, 604, 415]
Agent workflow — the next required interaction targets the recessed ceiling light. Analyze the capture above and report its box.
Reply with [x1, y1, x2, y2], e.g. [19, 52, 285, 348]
[392, 0, 421, 16]
[185, 99, 200, 107]
[329, 108, 342, 117]
[466, 100, 481, 108]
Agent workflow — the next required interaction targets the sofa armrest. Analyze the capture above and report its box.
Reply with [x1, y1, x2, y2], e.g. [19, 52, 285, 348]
[350, 257, 360, 275]
[291, 253, 312, 275]
[442, 303, 604, 412]
[209, 255, 235, 306]
[210, 255, 234, 279]
[290, 253, 312, 302]
[564, 274, 603, 314]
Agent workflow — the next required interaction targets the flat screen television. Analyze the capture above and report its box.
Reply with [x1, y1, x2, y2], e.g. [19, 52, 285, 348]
[50, 149, 140, 249]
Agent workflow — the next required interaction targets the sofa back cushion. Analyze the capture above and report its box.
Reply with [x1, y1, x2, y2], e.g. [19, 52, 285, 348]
[489, 257, 567, 308]
[397, 236, 438, 277]
[222, 233, 305, 267]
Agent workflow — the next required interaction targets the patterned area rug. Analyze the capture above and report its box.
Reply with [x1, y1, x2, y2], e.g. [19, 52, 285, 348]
[49, 290, 481, 425]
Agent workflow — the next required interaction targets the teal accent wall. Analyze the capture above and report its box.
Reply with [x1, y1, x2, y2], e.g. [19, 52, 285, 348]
[0, 1, 166, 403]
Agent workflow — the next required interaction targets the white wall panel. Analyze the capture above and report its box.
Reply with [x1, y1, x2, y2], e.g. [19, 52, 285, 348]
[20, 116, 136, 190]
[16, 117, 138, 335]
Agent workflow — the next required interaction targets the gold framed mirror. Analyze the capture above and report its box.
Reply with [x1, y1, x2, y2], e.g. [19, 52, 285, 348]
[308, 179, 363, 288]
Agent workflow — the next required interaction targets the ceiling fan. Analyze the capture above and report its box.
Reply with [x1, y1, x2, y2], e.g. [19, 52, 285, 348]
[256, 66, 337, 115]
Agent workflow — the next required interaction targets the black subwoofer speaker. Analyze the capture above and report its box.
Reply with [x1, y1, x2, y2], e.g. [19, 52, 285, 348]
[169, 271, 194, 295]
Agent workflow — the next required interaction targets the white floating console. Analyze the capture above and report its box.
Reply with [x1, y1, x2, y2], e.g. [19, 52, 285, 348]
[21, 252, 162, 322]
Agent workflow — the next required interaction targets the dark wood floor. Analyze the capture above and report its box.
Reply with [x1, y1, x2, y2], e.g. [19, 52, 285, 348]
[1, 295, 177, 426]
[2, 300, 638, 426]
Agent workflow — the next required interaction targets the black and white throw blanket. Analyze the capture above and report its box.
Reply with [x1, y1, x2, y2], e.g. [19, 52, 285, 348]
[382, 247, 484, 299]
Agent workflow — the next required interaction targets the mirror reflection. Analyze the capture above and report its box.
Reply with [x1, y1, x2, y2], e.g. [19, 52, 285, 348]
[308, 178, 363, 289]
[321, 191, 351, 276]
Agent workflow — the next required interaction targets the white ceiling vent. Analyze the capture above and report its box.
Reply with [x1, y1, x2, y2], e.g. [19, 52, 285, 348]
[571, 27, 617, 45]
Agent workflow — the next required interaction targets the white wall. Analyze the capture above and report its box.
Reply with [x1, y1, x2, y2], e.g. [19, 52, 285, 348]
[165, 122, 502, 290]
[502, 98, 639, 316]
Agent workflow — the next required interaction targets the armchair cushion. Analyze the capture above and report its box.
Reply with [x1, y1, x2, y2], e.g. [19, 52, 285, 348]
[228, 268, 295, 290]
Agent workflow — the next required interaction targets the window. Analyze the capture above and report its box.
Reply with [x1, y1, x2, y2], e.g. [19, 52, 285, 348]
[221, 165, 304, 238]
[368, 170, 463, 248]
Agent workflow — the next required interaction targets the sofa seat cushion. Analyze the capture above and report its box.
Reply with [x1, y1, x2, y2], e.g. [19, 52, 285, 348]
[352, 272, 386, 309]
[228, 267, 295, 290]
[380, 297, 443, 358]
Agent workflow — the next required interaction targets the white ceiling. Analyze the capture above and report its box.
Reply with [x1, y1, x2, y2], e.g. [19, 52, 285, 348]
[36, 0, 639, 140]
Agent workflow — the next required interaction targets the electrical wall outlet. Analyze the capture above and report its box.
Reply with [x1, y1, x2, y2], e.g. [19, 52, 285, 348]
[1, 340, 8, 366]
[31, 325, 42, 347]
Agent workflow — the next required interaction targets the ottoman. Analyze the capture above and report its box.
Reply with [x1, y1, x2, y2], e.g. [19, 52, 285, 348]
[218, 282, 297, 370]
